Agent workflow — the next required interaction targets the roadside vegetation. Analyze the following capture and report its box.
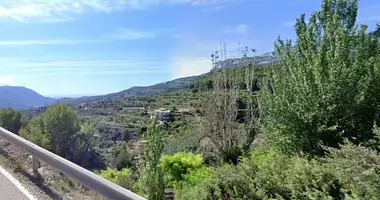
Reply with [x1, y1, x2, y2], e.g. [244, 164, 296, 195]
[1, 0, 380, 199]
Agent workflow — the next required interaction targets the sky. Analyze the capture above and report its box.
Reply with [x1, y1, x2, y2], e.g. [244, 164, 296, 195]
[0, 0, 379, 97]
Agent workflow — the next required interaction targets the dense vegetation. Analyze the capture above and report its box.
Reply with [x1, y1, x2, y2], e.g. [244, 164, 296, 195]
[1, 0, 380, 199]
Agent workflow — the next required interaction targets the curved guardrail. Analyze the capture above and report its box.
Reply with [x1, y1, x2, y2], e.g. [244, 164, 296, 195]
[0, 127, 146, 200]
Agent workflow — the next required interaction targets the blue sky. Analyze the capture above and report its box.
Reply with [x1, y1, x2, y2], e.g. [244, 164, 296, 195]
[0, 0, 379, 97]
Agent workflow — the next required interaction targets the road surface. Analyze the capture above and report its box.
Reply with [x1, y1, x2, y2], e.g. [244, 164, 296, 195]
[0, 167, 32, 200]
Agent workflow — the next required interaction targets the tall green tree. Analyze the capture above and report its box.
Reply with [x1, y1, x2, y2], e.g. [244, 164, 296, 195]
[138, 119, 165, 200]
[25, 116, 51, 149]
[260, 0, 380, 154]
[43, 103, 81, 159]
[0, 108, 22, 134]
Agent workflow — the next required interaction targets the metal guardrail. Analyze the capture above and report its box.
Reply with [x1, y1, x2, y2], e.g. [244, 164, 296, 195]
[0, 127, 146, 200]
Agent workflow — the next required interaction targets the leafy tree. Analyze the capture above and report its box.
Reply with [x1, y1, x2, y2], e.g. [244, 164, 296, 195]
[260, 0, 380, 154]
[43, 103, 81, 159]
[0, 108, 22, 134]
[138, 119, 165, 200]
[25, 116, 51, 149]
[22, 104, 103, 169]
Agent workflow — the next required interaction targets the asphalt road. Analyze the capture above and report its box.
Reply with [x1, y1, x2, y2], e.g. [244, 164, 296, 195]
[0, 172, 29, 200]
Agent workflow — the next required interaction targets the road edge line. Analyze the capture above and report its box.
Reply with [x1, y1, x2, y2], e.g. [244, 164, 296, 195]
[0, 165, 37, 200]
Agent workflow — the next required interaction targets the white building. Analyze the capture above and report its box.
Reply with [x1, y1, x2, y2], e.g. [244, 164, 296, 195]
[151, 108, 171, 121]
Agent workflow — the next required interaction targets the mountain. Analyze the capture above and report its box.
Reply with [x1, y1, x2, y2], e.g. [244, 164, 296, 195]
[61, 74, 209, 103]
[217, 51, 278, 68]
[63, 51, 279, 104]
[0, 86, 56, 110]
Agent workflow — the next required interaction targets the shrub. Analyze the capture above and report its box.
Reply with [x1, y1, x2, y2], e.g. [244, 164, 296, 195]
[176, 143, 380, 200]
[183, 167, 213, 186]
[160, 152, 204, 188]
[98, 168, 135, 190]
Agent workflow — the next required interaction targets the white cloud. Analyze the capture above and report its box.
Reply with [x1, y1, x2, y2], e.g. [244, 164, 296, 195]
[112, 28, 178, 40]
[12, 60, 155, 68]
[0, 39, 104, 46]
[0, 76, 14, 86]
[0, 0, 232, 22]
[170, 57, 212, 79]
[223, 24, 250, 35]
[3, 59, 167, 77]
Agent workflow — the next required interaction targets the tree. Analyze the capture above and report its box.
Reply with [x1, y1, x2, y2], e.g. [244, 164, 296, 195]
[43, 103, 81, 159]
[0, 108, 22, 134]
[25, 116, 51, 149]
[199, 50, 260, 165]
[199, 66, 242, 165]
[138, 119, 165, 200]
[260, 0, 380, 154]
[70, 121, 105, 169]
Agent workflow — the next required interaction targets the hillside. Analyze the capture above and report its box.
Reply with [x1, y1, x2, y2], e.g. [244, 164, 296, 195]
[217, 51, 278, 68]
[62, 52, 278, 104]
[62, 74, 209, 103]
[0, 86, 56, 110]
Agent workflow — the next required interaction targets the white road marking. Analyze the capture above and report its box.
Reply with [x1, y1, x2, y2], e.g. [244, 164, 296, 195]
[0, 165, 37, 200]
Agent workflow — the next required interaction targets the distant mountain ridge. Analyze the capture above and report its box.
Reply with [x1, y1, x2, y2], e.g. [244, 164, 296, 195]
[63, 51, 278, 103]
[217, 51, 278, 68]
[61, 74, 208, 103]
[1, 51, 278, 108]
[0, 86, 56, 110]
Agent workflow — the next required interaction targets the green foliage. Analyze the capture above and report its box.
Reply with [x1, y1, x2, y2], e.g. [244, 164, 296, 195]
[160, 152, 204, 188]
[182, 166, 213, 186]
[322, 142, 380, 199]
[177, 143, 380, 200]
[138, 119, 165, 200]
[0, 108, 22, 134]
[103, 141, 135, 170]
[25, 116, 51, 149]
[260, 0, 380, 154]
[164, 132, 203, 155]
[70, 121, 105, 169]
[22, 104, 104, 169]
[114, 150, 134, 170]
[43, 103, 81, 158]
[98, 168, 135, 190]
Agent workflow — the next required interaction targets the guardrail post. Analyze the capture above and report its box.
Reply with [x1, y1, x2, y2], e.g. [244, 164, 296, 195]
[32, 156, 39, 175]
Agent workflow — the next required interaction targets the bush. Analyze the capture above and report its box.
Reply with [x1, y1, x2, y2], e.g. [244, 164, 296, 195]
[98, 168, 135, 190]
[176, 143, 380, 200]
[160, 152, 204, 188]
[183, 167, 213, 186]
